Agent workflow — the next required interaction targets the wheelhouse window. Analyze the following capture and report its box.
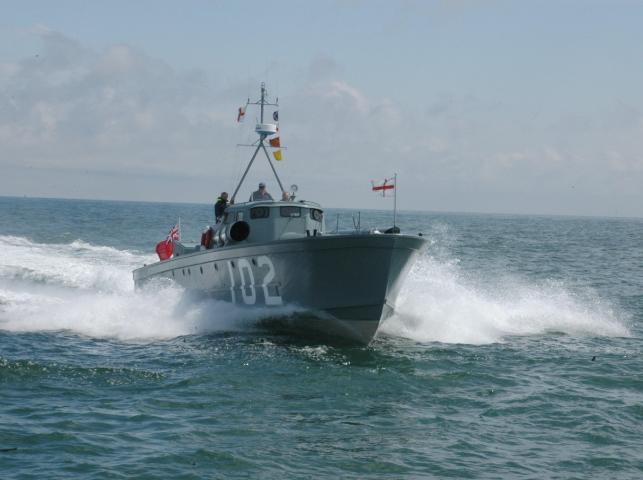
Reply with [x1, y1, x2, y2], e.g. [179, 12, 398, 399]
[250, 206, 270, 219]
[280, 206, 302, 218]
[310, 209, 323, 222]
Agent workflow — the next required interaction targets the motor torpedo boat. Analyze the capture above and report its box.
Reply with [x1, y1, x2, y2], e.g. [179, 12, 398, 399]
[133, 84, 426, 343]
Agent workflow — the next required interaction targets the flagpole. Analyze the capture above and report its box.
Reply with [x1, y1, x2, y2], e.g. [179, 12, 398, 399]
[393, 173, 397, 229]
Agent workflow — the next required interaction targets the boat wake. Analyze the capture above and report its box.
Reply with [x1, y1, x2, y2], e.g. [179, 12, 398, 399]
[0, 235, 630, 345]
[0, 235, 299, 341]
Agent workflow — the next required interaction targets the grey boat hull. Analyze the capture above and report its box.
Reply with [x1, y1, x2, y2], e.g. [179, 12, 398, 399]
[133, 234, 425, 343]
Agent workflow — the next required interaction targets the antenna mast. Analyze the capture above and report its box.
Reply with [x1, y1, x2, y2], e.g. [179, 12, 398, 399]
[260, 82, 265, 123]
[232, 83, 284, 202]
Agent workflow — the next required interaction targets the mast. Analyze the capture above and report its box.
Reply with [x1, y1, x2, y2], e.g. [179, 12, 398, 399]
[231, 83, 283, 203]
[260, 82, 265, 123]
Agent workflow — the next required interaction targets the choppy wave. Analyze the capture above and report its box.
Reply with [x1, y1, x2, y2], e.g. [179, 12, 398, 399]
[0, 235, 144, 292]
[0, 235, 630, 344]
[381, 252, 630, 345]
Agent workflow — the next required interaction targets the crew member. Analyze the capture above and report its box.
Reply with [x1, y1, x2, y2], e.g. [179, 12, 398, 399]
[214, 192, 229, 223]
[250, 182, 273, 201]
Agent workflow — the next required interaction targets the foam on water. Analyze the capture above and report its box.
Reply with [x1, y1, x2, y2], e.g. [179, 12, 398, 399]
[0, 235, 299, 341]
[0, 235, 630, 345]
[0, 235, 143, 292]
[381, 251, 631, 345]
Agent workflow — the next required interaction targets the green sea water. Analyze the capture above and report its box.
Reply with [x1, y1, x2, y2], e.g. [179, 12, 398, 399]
[1, 196, 641, 479]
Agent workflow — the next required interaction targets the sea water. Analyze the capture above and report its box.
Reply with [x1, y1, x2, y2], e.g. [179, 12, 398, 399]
[0, 196, 641, 479]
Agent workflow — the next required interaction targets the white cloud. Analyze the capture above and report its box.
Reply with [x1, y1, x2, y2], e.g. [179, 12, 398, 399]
[0, 29, 641, 216]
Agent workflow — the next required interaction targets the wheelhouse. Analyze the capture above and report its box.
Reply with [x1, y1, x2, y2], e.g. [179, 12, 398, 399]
[222, 200, 325, 244]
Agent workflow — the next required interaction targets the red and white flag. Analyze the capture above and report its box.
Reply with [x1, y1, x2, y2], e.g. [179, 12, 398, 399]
[237, 106, 246, 122]
[371, 178, 395, 197]
[166, 224, 180, 243]
[155, 224, 180, 261]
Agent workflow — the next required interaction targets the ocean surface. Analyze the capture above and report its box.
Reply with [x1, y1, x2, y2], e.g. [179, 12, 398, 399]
[0, 196, 641, 479]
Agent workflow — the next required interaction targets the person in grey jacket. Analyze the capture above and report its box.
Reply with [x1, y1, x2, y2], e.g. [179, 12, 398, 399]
[250, 182, 273, 201]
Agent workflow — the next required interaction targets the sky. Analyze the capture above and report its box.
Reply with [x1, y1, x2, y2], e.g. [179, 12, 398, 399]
[1, 0, 642, 217]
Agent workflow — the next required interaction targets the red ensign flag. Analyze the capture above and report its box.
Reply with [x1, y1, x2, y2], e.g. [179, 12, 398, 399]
[155, 224, 180, 260]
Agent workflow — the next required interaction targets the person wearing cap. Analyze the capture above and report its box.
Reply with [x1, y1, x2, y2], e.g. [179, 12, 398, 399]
[214, 192, 229, 223]
[250, 182, 274, 201]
